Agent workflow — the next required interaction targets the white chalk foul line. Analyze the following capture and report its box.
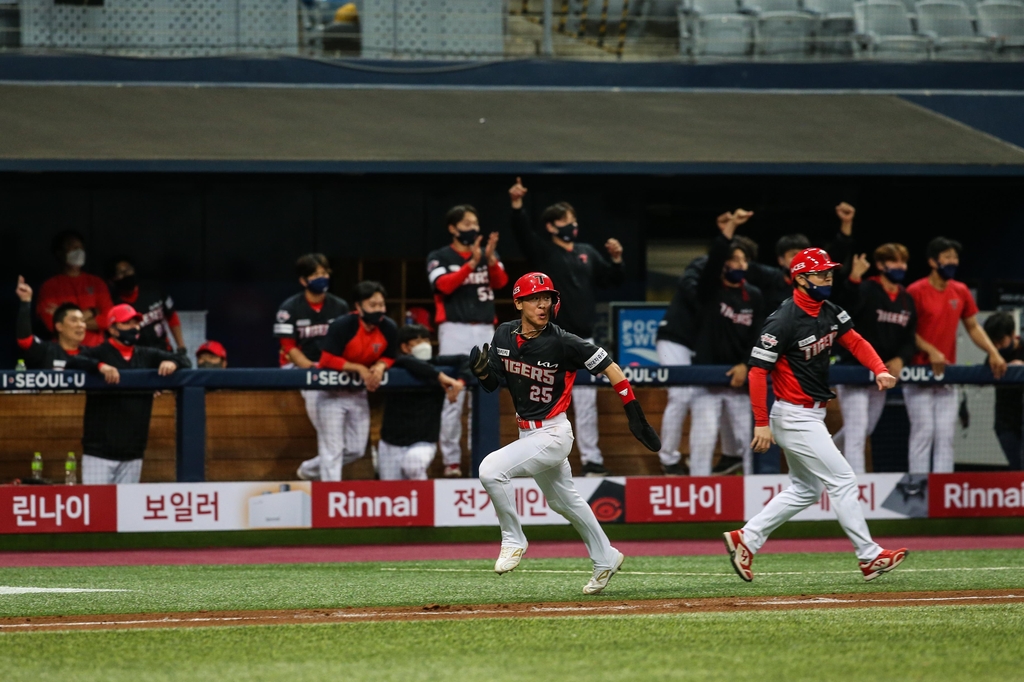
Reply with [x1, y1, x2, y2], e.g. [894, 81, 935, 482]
[742, 594, 1024, 606]
[380, 566, 1024, 577]
[0, 587, 130, 595]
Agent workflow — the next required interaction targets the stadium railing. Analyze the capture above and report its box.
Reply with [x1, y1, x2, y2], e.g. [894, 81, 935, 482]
[2, 364, 1019, 483]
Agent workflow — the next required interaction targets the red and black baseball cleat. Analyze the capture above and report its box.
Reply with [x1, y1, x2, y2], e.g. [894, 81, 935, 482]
[723, 529, 754, 582]
[860, 548, 908, 581]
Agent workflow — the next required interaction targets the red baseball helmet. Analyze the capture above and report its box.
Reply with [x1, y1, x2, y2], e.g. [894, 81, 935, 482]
[789, 247, 840, 277]
[512, 271, 560, 317]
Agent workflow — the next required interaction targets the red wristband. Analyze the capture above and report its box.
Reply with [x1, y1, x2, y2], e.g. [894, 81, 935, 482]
[613, 379, 635, 405]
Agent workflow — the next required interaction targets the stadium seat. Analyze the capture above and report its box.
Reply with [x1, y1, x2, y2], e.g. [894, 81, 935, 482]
[804, 0, 857, 54]
[854, 0, 930, 57]
[916, 0, 992, 56]
[754, 11, 817, 55]
[977, 0, 1024, 51]
[683, 7, 756, 55]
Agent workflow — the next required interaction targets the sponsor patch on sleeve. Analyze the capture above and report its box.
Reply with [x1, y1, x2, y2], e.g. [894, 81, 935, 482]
[760, 333, 778, 348]
[274, 323, 294, 335]
[496, 347, 510, 357]
[585, 348, 609, 371]
[838, 310, 851, 323]
[276, 309, 290, 322]
[750, 347, 778, 362]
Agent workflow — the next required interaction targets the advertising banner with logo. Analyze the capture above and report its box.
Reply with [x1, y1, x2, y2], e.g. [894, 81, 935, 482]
[117, 482, 312, 532]
[434, 478, 625, 527]
[615, 306, 667, 367]
[0, 485, 117, 534]
[743, 474, 928, 521]
[625, 477, 745, 523]
[313, 481, 433, 528]
[928, 472, 1024, 518]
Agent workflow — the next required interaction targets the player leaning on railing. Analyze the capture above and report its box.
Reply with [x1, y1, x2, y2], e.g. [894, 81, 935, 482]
[469, 272, 660, 595]
[723, 247, 908, 583]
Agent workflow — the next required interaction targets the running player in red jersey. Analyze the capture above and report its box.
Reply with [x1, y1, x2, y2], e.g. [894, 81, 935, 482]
[723, 248, 907, 583]
[469, 272, 660, 595]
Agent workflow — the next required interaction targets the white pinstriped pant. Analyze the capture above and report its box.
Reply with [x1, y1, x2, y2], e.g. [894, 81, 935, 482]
[438, 322, 494, 467]
[902, 383, 959, 473]
[81, 455, 143, 484]
[478, 413, 618, 570]
[689, 386, 753, 476]
[377, 441, 436, 480]
[832, 385, 888, 474]
[297, 389, 370, 481]
[742, 400, 881, 563]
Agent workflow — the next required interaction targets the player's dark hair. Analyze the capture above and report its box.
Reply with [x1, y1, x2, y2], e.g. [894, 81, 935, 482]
[541, 202, 576, 226]
[50, 229, 85, 258]
[873, 243, 909, 265]
[105, 254, 135, 280]
[984, 312, 1016, 344]
[732, 236, 759, 262]
[352, 280, 387, 304]
[445, 205, 477, 228]
[399, 324, 432, 346]
[775, 233, 811, 259]
[53, 302, 83, 326]
[926, 237, 962, 262]
[295, 253, 331, 279]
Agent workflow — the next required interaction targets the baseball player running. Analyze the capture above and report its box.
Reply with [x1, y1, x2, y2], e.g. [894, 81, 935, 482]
[427, 205, 508, 478]
[469, 272, 661, 595]
[724, 248, 907, 582]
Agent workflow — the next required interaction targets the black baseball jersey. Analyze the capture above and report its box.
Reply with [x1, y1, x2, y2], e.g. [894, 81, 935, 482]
[80, 342, 189, 461]
[114, 284, 178, 351]
[994, 340, 1024, 433]
[511, 207, 624, 338]
[426, 245, 506, 324]
[657, 258, 701, 349]
[833, 276, 917, 366]
[748, 296, 855, 404]
[274, 293, 349, 365]
[691, 234, 765, 365]
[16, 302, 101, 371]
[381, 354, 471, 446]
[483, 321, 614, 421]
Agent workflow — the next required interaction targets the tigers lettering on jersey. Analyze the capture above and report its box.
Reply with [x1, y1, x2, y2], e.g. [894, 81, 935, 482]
[877, 309, 912, 326]
[502, 358, 557, 386]
[719, 302, 754, 326]
[802, 331, 837, 360]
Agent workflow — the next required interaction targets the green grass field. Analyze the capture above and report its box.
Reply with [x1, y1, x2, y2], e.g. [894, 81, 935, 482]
[3, 549, 1024, 681]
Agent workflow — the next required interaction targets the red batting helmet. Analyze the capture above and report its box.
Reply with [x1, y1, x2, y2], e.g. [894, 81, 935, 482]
[789, 247, 840, 277]
[512, 272, 560, 317]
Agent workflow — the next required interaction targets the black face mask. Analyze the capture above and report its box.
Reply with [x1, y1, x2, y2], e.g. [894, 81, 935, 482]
[362, 311, 385, 327]
[554, 223, 578, 243]
[117, 328, 140, 346]
[455, 229, 480, 246]
[115, 274, 138, 295]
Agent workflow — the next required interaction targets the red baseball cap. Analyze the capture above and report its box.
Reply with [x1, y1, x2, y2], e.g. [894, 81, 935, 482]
[107, 303, 143, 327]
[197, 341, 228, 360]
[789, 248, 841, 277]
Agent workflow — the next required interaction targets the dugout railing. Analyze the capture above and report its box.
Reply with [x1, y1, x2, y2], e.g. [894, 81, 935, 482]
[1, 364, 1021, 483]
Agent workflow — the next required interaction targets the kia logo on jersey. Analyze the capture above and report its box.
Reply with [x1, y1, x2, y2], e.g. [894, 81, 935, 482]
[537, 361, 559, 368]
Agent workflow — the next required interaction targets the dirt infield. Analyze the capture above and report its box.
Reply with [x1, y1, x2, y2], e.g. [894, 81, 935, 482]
[3, 590, 1021, 632]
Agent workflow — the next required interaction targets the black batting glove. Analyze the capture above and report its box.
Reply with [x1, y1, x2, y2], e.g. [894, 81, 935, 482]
[625, 399, 661, 452]
[469, 343, 491, 378]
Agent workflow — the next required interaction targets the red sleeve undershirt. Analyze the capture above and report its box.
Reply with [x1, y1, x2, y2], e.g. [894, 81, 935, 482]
[317, 349, 347, 370]
[17, 336, 33, 349]
[749, 366, 770, 427]
[168, 311, 181, 328]
[488, 262, 509, 290]
[279, 338, 298, 354]
[838, 329, 888, 376]
[435, 263, 474, 295]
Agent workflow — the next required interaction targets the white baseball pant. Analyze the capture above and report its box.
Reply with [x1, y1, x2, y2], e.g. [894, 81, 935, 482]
[833, 384, 888, 474]
[81, 455, 143, 484]
[741, 400, 882, 563]
[571, 338, 603, 466]
[902, 383, 959, 473]
[656, 340, 694, 467]
[438, 322, 495, 467]
[478, 412, 619, 570]
[297, 389, 370, 481]
[377, 440, 435, 480]
[689, 386, 754, 476]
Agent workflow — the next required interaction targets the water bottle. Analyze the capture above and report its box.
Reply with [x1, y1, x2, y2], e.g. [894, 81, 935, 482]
[16, 359, 26, 372]
[65, 452, 77, 486]
[30, 452, 43, 481]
